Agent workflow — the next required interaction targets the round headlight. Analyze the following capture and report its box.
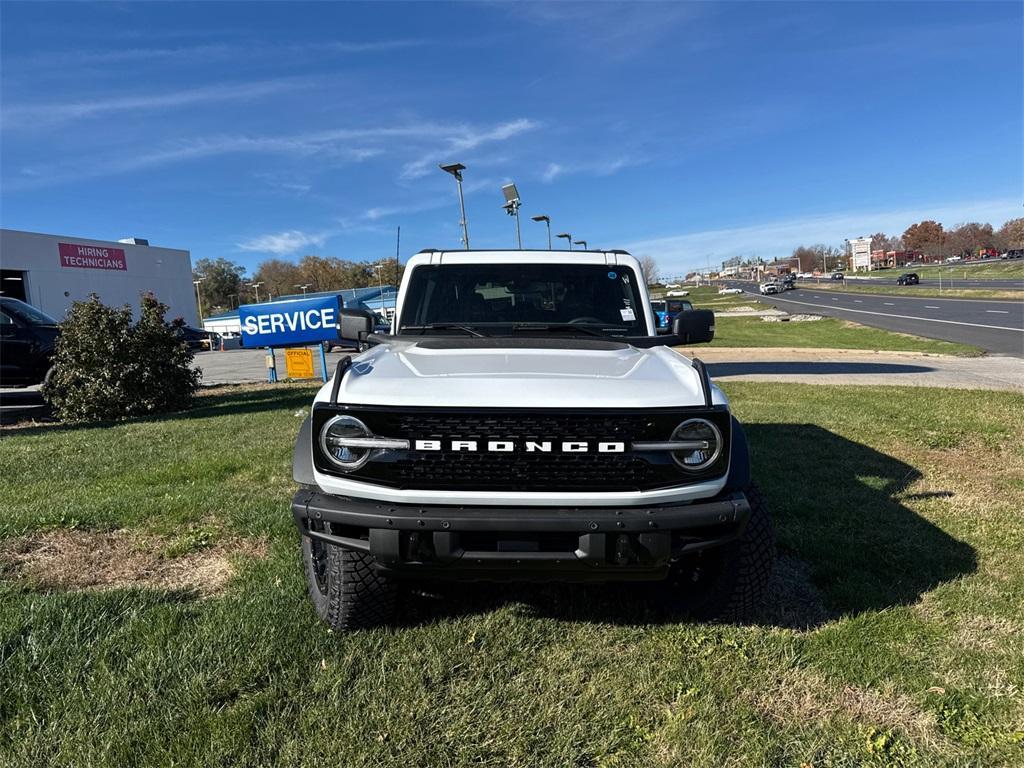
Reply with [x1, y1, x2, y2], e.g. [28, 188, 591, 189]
[670, 418, 722, 471]
[320, 415, 372, 471]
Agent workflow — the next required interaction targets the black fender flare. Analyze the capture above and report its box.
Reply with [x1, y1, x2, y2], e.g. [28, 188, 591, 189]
[723, 416, 751, 492]
[293, 415, 317, 486]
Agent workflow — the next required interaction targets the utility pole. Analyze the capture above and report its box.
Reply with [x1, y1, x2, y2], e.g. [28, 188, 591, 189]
[193, 278, 205, 323]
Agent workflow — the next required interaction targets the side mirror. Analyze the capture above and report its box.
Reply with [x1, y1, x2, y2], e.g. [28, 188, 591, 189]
[672, 309, 715, 344]
[337, 308, 375, 342]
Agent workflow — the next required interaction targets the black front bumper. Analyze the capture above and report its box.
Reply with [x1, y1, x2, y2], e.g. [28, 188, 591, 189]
[292, 488, 750, 582]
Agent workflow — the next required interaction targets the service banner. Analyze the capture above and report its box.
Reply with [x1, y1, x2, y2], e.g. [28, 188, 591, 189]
[58, 242, 127, 271]
[239, 295, 342, 348]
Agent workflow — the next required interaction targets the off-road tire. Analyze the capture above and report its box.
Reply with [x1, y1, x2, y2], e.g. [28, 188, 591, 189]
[302, 524, 397, 630]
[660, 483, 775, 622]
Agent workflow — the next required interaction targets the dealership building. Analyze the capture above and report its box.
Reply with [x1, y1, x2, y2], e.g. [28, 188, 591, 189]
[0, 228, 197, 325]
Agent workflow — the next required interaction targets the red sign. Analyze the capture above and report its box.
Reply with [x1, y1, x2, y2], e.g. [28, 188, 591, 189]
[58, 242, 127, 271]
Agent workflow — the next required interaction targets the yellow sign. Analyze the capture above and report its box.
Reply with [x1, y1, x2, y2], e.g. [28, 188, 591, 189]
[284, 348, 316, 379]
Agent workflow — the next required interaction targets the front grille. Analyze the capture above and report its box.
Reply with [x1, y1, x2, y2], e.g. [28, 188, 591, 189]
[312, 406, 730, 492]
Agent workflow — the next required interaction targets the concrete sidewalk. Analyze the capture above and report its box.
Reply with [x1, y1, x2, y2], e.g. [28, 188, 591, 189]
[681, 347, 1024, 391]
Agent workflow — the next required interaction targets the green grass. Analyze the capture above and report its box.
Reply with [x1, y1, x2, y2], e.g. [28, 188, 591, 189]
[795, 281, 1020, 300]
[706, 316, 982, 356]
[861, 261, 1024, 280]
[2, 384, 1024, 766]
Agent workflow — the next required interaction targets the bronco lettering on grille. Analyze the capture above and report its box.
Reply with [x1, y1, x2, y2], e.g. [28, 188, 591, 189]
[413, 440, 626, 453]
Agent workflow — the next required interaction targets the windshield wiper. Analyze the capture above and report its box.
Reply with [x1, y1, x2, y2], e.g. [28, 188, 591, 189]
[399, 323, 488, 337]
[510, 322, 624, 339]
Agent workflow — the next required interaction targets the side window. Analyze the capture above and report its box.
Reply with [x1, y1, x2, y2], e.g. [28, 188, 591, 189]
[0, 310, 14, 326]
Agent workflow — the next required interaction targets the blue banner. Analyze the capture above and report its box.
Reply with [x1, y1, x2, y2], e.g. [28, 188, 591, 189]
[239, 295, 342, 348]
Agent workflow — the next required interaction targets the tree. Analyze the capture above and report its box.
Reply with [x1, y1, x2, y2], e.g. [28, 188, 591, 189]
[251, 259, 303, 300]
[902, 220, 945, 256]
[945, 222, 995, 259]
[637, 254, 659, 285]
[996, 218, 1024, 251]
[193, 258, 246, 314]
[870, 232, 902, 253]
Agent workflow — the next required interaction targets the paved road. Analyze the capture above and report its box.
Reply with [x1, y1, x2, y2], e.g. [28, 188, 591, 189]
[728, 282, 1024, 356]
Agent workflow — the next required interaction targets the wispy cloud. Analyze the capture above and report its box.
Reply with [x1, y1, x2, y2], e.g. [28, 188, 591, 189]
[539, 156, 640, 183]
[399, 118, 540, 180]
[236, 230, 330, 255]
[9, 120, 536, 190]
[2, 77, 315, 129]
[626, 197, 1024, 277]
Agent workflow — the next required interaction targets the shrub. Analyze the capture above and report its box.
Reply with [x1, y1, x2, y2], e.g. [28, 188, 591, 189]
[42, 294, 201, 422]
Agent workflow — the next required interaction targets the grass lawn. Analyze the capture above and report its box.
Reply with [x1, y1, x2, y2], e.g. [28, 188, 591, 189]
[2, 384, 1023, 766]
[707, 316, 983, 356]
[796, 281, 1020, 301]
[862, 261, 1024, 280]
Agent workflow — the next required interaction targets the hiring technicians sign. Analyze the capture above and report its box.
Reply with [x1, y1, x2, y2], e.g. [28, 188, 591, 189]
[239, 295, 342, 348]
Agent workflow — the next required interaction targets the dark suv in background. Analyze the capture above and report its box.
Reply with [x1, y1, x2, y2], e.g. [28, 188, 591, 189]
[0, 297, 60, 387]
[896, 273, 920, 285]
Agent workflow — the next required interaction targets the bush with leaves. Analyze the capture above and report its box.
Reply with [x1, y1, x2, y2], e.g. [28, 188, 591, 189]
[42, 293, 201, 422]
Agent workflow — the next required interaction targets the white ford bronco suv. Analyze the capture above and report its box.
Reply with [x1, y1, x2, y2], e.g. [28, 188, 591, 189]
[292, 250, 773, 630]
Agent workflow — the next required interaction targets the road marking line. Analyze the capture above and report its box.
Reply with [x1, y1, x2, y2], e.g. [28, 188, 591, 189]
[925, 305, 940, 309]
[741, 292, 1024, 332]
[854, 299, 863, 303]
[884, 302, 895, 305]
[987, 310, 1009, 314]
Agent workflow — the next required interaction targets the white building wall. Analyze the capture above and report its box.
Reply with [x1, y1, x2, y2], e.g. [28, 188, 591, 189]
[0, 228, 197, 325]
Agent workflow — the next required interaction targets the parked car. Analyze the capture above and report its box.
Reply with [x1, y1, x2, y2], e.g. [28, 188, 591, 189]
[175, 326, 220, 351]
[0, 297, 60, 387]
[896, 273, 920, 286]
[759, 281, 780, 295]
[666, 289, 689, 297]
[796, 272, 814, 279]
[718, 287, 743, 295]
[830, 272, 845, 280]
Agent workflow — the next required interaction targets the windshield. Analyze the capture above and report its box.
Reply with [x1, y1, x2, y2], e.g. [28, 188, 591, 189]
[0, 298, 59, 326]
[397, 263, 647, 336]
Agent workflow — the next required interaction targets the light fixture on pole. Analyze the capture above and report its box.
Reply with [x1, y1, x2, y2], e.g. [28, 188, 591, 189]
[574, 240, 588, 250]
[247, 281, 264, 303]
[531, 215, 552, 249]
[295, 283, 312, 296]
[556, 233, 573, 250]
[439, 162, 470, 249]
[193, 278, 205, 323]
[501, 183, 522, 249]
[372, 262, 385, 294]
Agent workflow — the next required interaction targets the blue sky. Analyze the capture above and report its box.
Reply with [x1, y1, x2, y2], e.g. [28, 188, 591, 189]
[2, 1, 1021, 278]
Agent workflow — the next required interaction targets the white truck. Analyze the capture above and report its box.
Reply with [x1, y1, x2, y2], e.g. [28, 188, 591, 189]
[292, 250, 774, 630]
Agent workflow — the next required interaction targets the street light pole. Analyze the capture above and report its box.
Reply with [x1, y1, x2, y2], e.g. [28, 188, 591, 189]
[439, 163, 470, 249]
[557, 233, 573, 250]
[574, 240, 587, 250]
[248, 281, 263, 303]
[531, 215, 552, 249]
[193, 278, 205, 323]
[501, 183, 522, 249]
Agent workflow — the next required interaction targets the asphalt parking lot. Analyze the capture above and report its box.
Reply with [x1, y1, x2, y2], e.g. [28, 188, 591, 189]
[728, 282, 1024, 356]
[194, 346, 357, 385]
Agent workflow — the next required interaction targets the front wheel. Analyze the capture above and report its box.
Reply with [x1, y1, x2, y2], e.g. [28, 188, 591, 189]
[657, 484, 775, 622]
[302, 523, 397, 631]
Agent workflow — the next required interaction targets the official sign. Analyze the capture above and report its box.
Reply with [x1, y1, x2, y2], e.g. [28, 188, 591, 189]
[239, 295, 341, 348]
[58, 242, 127, 271]
[284, 348, 316, 379]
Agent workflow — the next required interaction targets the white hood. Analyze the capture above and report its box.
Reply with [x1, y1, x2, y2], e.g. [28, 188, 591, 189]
[314, 339, 725, 409]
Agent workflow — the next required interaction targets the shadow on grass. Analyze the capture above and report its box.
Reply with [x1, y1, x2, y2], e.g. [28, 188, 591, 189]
[6, 385, 315, 437]
[395, 423, 976, 630]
